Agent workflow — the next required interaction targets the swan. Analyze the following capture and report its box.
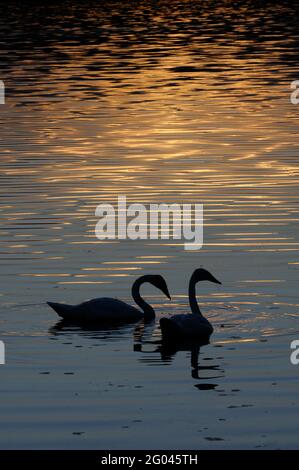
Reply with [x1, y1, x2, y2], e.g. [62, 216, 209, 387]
[47, 274, 171, 323]
[160, 268, 221, 340]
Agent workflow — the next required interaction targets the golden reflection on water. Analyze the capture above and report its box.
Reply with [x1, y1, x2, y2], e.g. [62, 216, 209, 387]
[0, 1, 298, 342]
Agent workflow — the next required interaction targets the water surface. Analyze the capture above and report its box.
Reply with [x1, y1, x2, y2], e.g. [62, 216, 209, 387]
[0, 0, 299, 449]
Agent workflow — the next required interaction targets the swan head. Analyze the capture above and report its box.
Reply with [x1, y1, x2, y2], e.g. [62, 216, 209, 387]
[146, 274, 171, 300]
[192, 268, 222, 285]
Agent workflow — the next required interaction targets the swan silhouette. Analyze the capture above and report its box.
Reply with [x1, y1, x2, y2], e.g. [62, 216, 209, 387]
[160, 268, 221, 340]
[47, 274, 171, 323]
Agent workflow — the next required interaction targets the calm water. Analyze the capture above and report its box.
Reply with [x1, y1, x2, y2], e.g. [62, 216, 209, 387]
[0, 0, 299, 449]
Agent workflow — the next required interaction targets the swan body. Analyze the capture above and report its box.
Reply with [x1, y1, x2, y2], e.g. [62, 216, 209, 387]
[47, 298, 143, 323]
[47, 274, 171, 323]
[160, 268, 221, 340]
[160, 314, 213, 339]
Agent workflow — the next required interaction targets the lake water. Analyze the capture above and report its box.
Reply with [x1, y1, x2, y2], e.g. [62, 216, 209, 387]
[0, 0, 299, 449]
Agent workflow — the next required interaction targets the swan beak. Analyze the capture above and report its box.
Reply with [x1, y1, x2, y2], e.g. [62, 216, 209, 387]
[164, 287, 171, 300]
[159, 280, 171, 300]
[210, 274, 222, 285]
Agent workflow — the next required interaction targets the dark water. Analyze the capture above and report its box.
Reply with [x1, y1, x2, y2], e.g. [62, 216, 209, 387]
[0, 0, 299, 449]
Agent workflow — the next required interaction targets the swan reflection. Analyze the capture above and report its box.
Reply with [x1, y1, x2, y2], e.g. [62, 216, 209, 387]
[49, 319, 225, 386]
[135, 335, 224, 382]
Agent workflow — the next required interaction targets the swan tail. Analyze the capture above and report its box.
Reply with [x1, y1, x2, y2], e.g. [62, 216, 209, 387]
[160, 317, 181, 340]
[47, 302, 76, 320]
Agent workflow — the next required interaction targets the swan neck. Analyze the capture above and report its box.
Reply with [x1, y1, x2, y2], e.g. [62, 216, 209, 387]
[188, 274, 203, 316]
[132, 277, 155, 319]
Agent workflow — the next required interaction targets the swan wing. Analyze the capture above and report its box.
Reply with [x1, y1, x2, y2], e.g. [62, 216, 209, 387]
[161, 314, 213, 338]
[76, 297, 142, 322]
